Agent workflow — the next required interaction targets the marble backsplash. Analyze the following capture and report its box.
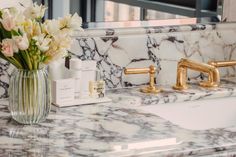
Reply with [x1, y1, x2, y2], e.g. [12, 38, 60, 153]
[1, 23, 236, 98]
[70, 23, 236, 88]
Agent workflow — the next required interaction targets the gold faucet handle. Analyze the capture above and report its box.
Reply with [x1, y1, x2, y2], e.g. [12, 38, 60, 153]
[124, 65, 161, 94]
[124, 66, 154, 74]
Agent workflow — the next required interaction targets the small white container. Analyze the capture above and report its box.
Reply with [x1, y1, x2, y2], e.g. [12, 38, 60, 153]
[49, 59, 67, 80]
[52, 78, 75, 104]
[68, 58, 82, 99]
[80, 60, 97, 98]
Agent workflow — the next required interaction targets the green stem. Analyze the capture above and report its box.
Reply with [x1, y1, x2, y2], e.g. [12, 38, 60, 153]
[32, 72, 38, 121]
[14, 54, 28, 69]
[19, 71, 25, 115]
[21, 51, 33, 70]
[8, 57, 23, 69]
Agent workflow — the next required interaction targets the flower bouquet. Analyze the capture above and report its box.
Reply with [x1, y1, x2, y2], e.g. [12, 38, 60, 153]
[0, 2, 82, 124]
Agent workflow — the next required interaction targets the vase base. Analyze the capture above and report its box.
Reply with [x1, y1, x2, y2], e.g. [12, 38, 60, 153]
[11, 111, 50, 125]
[12, 116, 47, 125]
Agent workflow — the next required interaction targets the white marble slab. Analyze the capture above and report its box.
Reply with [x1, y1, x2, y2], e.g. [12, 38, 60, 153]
[1, 80, 236, 156]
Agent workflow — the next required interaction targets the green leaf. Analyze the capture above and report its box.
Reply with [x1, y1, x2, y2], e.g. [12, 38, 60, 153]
[8, 57, 23, 69]
[14, 53, 28, 69]
[11, 30, 20, 36]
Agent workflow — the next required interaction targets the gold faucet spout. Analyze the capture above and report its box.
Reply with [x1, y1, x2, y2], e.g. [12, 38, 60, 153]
[208, 60, 236, 84]
[173, 58, 220, 90]
[208, 60, 236, 67]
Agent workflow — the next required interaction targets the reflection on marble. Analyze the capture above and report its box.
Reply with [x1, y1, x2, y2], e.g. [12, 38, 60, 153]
[1, 80, 236, 156]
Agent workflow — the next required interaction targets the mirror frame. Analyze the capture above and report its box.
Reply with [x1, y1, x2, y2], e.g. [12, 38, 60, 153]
[34, 0, 230, 29]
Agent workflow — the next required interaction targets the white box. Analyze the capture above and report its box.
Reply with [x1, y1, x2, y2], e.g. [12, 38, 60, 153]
[52, 78, 75, 104]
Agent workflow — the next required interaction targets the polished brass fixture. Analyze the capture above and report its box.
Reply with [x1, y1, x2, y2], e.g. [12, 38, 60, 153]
[208, 60, 236, 68]
[208, 60, 236, 84]
[173, 58, 220, 90]
[124, 65, 161, 94]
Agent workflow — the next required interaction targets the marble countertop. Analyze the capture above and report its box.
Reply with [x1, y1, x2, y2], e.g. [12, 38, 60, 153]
[1, 79, 236, 157]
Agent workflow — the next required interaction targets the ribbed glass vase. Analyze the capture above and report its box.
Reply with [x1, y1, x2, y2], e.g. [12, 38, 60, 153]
[9, 68, 51, 124]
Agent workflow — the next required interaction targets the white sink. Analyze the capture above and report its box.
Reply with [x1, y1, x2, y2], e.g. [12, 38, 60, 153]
[138, 97, 236, 130]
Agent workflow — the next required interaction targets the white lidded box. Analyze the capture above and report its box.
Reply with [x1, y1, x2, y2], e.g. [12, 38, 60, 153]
[51, 59, 111, 107]
[52, 78, 75, 104]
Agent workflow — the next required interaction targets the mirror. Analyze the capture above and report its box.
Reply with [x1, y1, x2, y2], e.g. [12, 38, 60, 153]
[0, 0, 32, 10]
[33, 0, 235, 29]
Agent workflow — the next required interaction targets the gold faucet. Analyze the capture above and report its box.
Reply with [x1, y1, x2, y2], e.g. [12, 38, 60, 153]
[208, 60, 236, 68]
[173, 58, 220, 90]
[208, 60, 236, 83]
[124, 65, 161, 94]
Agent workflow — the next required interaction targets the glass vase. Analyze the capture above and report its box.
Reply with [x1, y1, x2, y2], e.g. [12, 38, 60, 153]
[9, 68, 51, 124]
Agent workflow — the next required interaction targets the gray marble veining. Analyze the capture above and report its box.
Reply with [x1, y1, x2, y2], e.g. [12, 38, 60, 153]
[1, 79, 236, 156]
[0, 59, 13, 99]
[1, 23, 236, 99]
[70, 23, 236, 89]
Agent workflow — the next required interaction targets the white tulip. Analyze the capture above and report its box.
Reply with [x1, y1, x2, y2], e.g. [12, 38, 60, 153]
[22, 19, 42, 38]
[1, 39, 18, 57]
[13, 34, 29, 51]
[59, 13, 83, 31]
[0, 10, 16, 31]
[51, 33, 72, 50]
[70, 13, 83, 30]
[44, 47, 67, 64]
[8, 7, 25, 24]
[24, 3, 47, 19]
[33, 34, 51, 52]
[43, 19, 60, 36]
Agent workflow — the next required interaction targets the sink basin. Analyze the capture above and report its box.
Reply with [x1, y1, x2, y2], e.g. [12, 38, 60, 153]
[138, 97, 236, 130]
